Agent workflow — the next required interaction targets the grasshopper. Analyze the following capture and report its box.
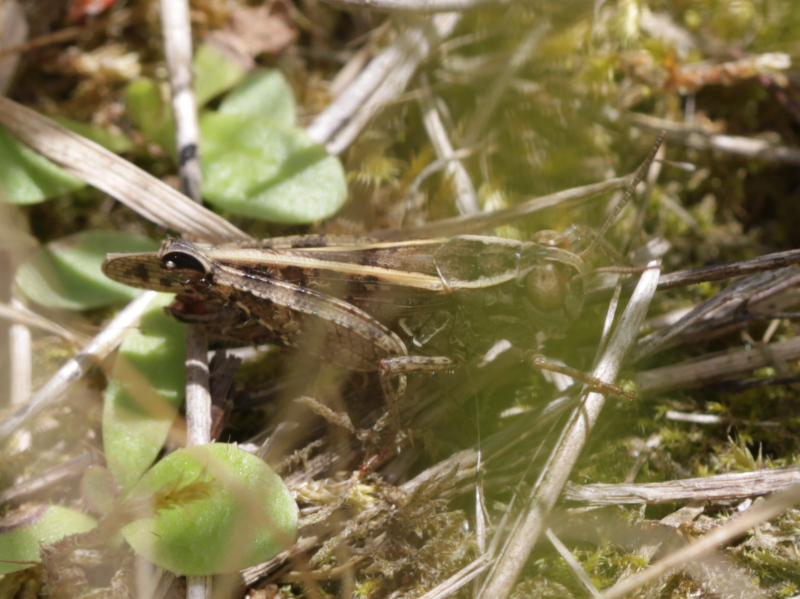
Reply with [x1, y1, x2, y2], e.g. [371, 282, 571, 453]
[101, 233, 584, 438]
[102, 136, 663, 455]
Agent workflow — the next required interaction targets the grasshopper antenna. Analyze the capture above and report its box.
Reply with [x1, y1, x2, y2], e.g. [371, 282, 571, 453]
[579, 130, 666, 260]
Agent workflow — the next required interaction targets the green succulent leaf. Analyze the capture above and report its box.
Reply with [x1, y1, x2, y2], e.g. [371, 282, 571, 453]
[0, 506, 97, 574]
[122, 443, 298, 575]
[193, 44, 248, 107]
[103, 293, 186, 492]
[125, 78, 176, 152]
[218, 69, 296, 127]
[15, 231, 159, 311]
[200, 112, 347, 223]
[49, 116, 134, 154]
[0, 125, 86, 205]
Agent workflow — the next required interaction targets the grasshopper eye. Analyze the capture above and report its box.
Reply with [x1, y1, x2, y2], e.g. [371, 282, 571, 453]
[526, 263, 569, 312]
[162, 252, 207, 273]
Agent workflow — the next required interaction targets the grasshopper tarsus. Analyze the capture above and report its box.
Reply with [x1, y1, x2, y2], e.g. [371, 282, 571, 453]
[358, 430, 399, 475]
[530, 354, 636, 400]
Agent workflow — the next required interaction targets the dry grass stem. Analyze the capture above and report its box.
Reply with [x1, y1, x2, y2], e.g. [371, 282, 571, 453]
[545, 528, 601, 597]
[9, 299, 32, 407]
[307, 14, 460, 153]
[159, 0, 211, 595]
[0, 0, 27, 92]
[0, 97, 248, 242]
[415, 554, 494, 599]
[665, 410, 779, 428]
[633, 266, 800, 362]
[0, 8, 132, 60]
[418, 75, 479, 214]
[373, 176, 628, 239]
[631, 113, 800, 165]
[326, 15, 461, 155]
[0, 451, 99, 505]
[566, 466, 800, 505]
[636, 336, 800, 394]
[184, 326, 212, 448]
[462, 20, 549, 145]
[655, 249, 800, 290]
[0, 300, 89, 347]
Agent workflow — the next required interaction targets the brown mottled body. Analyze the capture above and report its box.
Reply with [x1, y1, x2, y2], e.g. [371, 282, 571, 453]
[102, 232, 588, 464]
[103, 234, 584, 363]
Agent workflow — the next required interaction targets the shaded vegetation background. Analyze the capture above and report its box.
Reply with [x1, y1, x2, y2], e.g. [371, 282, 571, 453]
[4, 0, 800, 597]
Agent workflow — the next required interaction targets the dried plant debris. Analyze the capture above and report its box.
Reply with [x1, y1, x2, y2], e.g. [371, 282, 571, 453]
[5, 0, 800, 598]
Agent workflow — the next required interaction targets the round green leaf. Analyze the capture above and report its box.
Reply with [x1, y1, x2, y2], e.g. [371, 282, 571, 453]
[200, 112, 347, 223]
[122, 444, 298, 575]
[103, 293, 186, 492]
[0, 505, 97, 574]
[125, 78, 176, 152]
[193, 44, 248, 107]
[125, 78, 165, 135]
[50, 116, 134, 154]
[0, 125, 86, 205]
[15, 231, 159, 310]
[218, 69, 296, 127]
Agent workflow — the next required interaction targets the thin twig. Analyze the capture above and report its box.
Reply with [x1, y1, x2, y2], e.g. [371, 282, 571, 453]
[159, 0, 212, 596]
[0, 290, 157, 448]
[373, 176, 628, 239]
[418, 74, 479, 214]
[655, 248, 800, 290]
[160, 0, 203, 206]
[0, 300, 88, 347]
[632, 266, 800, 362]
[586, 248, 800, 308]
[0, 451, 99, 505]
[565, 467, 800, 505]
[631, 112, 800, 165]
[635, 336, 800, 395]
[184, 326, 212, 447]
[0, 8, 132, 59]
[307, 14, 460, 154]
